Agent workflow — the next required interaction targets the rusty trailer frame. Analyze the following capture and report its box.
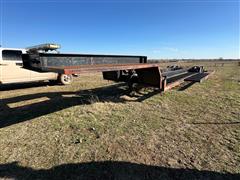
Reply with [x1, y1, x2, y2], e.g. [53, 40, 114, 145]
[22, 52, 214, 92]
[24, 63, 214, 92]
[36, 63, 166, 90]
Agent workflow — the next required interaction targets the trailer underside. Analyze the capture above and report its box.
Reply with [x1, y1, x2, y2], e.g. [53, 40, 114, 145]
[24, 63, 214, 92]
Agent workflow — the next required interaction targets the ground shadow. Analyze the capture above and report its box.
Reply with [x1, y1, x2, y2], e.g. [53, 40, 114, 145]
[0, 161, 238, 180]
[0, 81, 54, 91]
[0, 83, 159, 129]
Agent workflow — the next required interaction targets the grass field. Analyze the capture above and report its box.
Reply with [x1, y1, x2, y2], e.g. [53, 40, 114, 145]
[0, 61, 239, 179]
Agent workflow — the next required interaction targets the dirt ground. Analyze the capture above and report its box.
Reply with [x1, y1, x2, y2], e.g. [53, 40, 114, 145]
[0, 61, 239, 180]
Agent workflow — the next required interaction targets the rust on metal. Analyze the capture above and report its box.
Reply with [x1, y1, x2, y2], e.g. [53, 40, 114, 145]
[45, 63, 160, 74]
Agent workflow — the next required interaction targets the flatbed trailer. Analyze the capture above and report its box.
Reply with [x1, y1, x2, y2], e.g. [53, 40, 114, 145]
[22, 44, 214, 92]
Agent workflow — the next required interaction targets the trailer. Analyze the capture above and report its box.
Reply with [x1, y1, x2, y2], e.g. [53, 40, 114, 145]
[22, 44, 214, 92]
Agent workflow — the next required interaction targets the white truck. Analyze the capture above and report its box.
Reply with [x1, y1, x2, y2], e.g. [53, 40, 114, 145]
[0, 45, 73, 85]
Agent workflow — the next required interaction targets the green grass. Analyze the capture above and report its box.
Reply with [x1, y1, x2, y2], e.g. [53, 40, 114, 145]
[0, 61, 239, 179]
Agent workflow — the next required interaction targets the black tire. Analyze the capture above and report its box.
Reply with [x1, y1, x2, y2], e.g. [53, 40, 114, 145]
[58, 74, 73, 85]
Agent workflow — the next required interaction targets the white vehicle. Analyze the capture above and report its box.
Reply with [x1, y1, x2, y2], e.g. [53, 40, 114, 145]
[0, 47, 73, 85]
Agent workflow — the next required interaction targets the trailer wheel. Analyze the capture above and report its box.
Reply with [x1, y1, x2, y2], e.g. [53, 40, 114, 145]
[127, 70, 138, 91]
[58, 74, 73, 85]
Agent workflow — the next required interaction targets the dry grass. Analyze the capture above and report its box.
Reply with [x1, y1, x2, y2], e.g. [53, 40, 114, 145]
[0, 61, 239, 179]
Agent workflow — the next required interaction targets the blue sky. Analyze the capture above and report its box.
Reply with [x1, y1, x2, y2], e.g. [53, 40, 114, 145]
[0, 0, 239, 59]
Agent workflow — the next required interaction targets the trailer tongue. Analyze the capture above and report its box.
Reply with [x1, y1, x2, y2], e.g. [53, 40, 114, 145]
[22, 44, 213, 91]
